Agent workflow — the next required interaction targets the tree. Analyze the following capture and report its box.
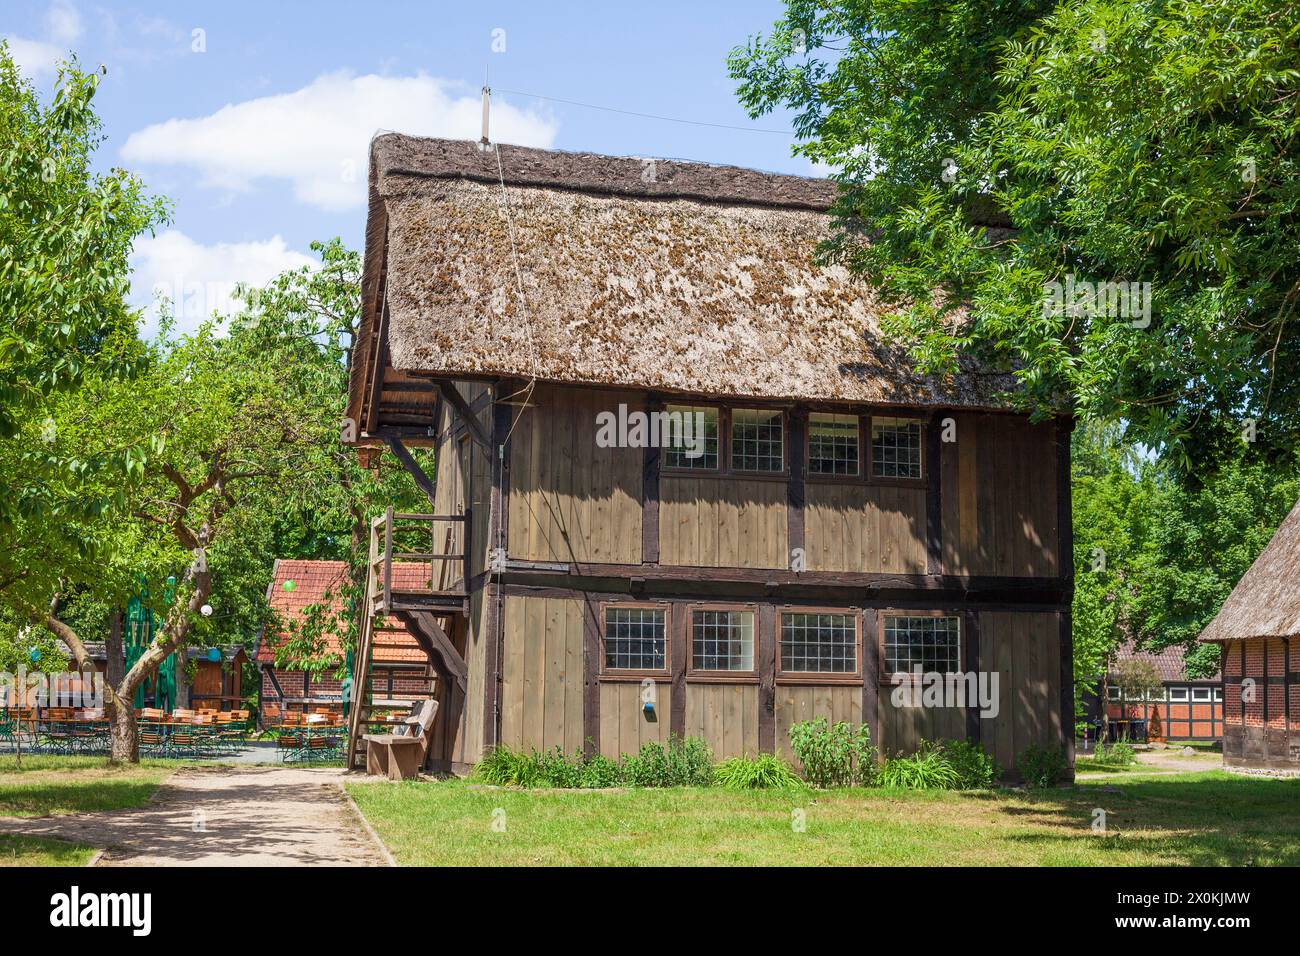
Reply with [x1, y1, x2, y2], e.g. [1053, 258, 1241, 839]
[0, 45, 166, 620]
[729, 0, 1300, 467]
[15, 241, 429, 762]
[1070, 420, 1157, 709]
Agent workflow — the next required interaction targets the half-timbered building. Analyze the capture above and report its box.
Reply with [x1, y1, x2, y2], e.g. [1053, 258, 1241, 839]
[1200, 497, 1300, 770]
[342, 135, 1075, 778]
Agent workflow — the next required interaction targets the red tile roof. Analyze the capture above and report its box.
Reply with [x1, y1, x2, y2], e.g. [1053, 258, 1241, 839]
[1110, 640, 1220, 683]
[257, 559, 428, 666]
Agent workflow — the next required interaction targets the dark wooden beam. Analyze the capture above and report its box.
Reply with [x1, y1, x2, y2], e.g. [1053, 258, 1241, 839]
[787, 407, 807, 570]
[406, 610, 468, 691]
[963, 609, 981, 743]
[483, 388, 513, 750]
[642, 394, 662, 565]
[926, 413, 944, 575]
[670, 601, 687, 739]
[1056, 416, 1075, 586]
[582, 595, 601, 756]
[759, 604, 777, 751]
[384, 436, 436, 506]
[437, 380, 492, 452]
[1059, 608, 1074, 768]
[862, 608, 880, 751]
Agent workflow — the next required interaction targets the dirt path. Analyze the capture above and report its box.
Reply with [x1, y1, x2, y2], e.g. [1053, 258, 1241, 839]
[0, 766, 388, 866]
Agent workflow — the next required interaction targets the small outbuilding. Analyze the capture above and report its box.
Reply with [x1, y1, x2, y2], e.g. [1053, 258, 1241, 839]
[1199, 497, 1300, 769]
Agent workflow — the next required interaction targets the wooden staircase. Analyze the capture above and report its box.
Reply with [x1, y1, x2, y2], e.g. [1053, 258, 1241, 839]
[346, 507, 471, 772]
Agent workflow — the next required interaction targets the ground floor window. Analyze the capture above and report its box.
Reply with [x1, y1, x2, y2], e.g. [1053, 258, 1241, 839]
[603, 605, 668, 672]
[883, 614, 961, 674]
[691, 608, 755, 673]
[779, 611, 858, 675]
[1169, 686, 1189, 702]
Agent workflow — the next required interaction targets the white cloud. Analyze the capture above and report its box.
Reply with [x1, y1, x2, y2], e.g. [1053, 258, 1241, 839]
[3, 1, 81, 78]
[120, 71, 559, 211]
[45, 2, 82, 45]
[129, 230, 315, 338]
[4, 36, 63, 77]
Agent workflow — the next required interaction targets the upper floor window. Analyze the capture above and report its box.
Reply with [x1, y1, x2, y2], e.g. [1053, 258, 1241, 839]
[691, 608, 755, 673]
[603, 606, 668, 672]
[779, 611, 858, 675]
[662, 405, 719, 470]
[882, 614, 960, 674]
[731, 408, 784, 473]
[808, 413, 860, 476]
[871, 417, 924, 479]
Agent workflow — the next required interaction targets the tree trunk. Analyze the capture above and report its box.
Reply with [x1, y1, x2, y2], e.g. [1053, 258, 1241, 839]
[105, 609, 124, 720]
[109, 699, 139, 764]
[176, 647, 191, 709]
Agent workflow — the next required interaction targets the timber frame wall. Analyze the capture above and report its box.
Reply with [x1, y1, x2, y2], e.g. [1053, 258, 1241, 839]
[1221, 637, 1300, 769]
[391, 378, 1075, 777]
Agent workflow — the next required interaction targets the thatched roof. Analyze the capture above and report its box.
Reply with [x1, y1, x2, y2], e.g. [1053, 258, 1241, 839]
[1200, 497, 1300, 643]
[346, 135, 1013, 437]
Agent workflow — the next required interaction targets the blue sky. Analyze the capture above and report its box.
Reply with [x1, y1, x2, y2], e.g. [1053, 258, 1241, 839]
[3, 0, 808, 333]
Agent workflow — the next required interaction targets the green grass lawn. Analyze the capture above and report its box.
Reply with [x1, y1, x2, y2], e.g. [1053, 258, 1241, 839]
[347, 771, 1300, 866]
[0, 756, 175, 818]
[0, 834, 96, 866]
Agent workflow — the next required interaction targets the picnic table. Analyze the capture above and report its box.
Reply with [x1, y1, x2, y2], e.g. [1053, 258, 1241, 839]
[271, 715, 346, 763]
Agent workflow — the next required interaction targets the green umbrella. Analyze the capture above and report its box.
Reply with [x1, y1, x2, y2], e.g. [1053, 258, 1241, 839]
[155, 653, 176, 713]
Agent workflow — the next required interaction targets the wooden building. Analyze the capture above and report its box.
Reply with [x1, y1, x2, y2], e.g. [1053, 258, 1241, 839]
[257, 560, 434, 721]
[187, 645, 248, 712]
[1200, 497, 1300, 770]
[341, 135, 1074, 777]
[1084, 641, 1222, 742]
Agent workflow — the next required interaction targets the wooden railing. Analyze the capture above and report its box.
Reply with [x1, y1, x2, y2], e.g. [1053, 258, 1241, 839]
[368, 506, 471, 615]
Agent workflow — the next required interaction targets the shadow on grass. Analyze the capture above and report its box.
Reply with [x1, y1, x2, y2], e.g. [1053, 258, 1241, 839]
[0, 781, 161, 817]
[0, 833, 94, 865]
[998, 773, 1300, 865]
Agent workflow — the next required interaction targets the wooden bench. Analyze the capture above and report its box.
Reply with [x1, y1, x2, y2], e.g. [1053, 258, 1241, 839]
[361, 699, 439, 781]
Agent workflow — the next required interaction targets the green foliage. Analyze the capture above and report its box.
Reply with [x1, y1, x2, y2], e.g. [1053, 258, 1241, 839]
[1091, 741, 1137, 769]
[621, 735, 714, 788]
[577, 752, 622, 789]
[788, 717, 878, 787]
[729, 0, 1300, 467]
[1017, 744, 1069, 788]
[0, 46, 167, 615]
[942, 740, 1001, 789]
[472, 737, 715, 789]
[713, 754, 804, 790]
[1113, 659, 1162, 703]
[473, 745, 543, 788]
[879, 742, 961, 790]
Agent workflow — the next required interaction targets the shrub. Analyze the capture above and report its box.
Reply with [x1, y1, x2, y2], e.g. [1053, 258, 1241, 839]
[621, 735, 714, 788]
[536, 746, 583, 788]
[943, 739, 1000, 789]
[713, 754, 804, 790]
[1091, 741, 1137, 769]
[473, 745, 542, 787]
[1017, 744, 1069, 788]
[788, 718, 878, 787]
[578, 752, 623, 789]
[878, 741, 960, 790]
